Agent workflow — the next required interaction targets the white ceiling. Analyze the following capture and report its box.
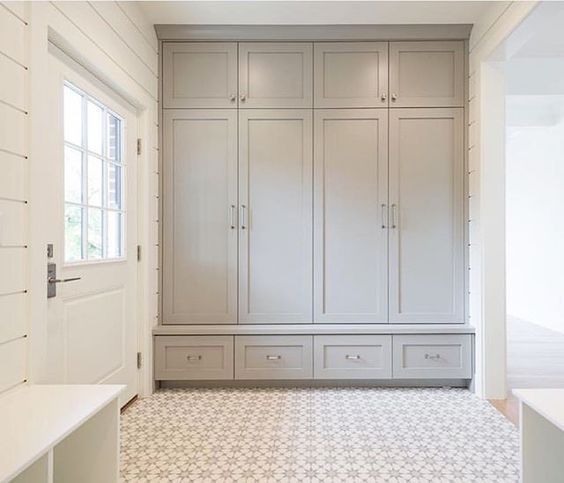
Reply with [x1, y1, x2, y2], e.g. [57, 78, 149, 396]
[138, 1, 499, 26]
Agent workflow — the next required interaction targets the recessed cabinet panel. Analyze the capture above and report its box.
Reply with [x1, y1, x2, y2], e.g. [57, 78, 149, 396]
[162, 110, 238, 324]
[239, 110, 313, 323]
[314, 109, 388, 323]
[163, 43, 238, 108]
[314, 335, 392, 379]
[314, 42, 389, 108]
[389, 41, 464, 107]
[239, 43, 313, 108]
[389, 109, 464, 323]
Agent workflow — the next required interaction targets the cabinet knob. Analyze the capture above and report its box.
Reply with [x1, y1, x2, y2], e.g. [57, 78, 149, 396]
[391, 93, 398, 102]
[229, 94, 236, 102]
[240, 94, 246, 102]
[380, 93, 387, 102]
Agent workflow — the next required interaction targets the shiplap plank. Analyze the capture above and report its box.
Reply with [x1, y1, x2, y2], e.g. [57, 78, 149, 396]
[116, 1, 158, 51]
[0, 54, 27, 110]
[0, 1, 28, 23]
[0, 103, 26, 156]
[0, 8, 26, 65]
[0, 292, 26, 344]
[0, 200, 27, 245]
[0, 151, 26, 200]
[53, 2, 157, 97]
[88, 1, 158, 76]
[0, 248, 26, 294]
[0, 337, 26, 392]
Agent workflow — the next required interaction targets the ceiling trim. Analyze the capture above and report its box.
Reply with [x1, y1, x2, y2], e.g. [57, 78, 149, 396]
[155, 24, 472, 41]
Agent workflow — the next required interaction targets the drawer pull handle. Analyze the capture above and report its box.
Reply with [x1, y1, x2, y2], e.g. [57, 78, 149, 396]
[345, 354, 360, 360]
[266, 355, 281, 360]
[186, 355, 202, 361]
[425, 353, 441, 360]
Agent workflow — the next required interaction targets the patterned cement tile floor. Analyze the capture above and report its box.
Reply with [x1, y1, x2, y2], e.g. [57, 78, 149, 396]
[120, 387, 519, 482]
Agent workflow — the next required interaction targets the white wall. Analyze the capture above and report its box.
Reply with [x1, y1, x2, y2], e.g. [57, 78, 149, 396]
[0, 1, 30, 393]
[506, 97, 564, 334]
[23, 1, 159, 396]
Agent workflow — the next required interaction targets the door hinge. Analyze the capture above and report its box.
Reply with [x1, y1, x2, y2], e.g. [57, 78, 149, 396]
[137, 138, 142, 155]
[137, 245, 141, 262]
[137, 352, 142, 369]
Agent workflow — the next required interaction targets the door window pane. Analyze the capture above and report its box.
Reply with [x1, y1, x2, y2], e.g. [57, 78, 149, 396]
[87, 101, 103, 155]
[64, 146, 83, 204]
[87, 155, 103, 207]
[63, 81, 126, 263]
[65, 205, 83, 262]
[64, 86, 82, 146]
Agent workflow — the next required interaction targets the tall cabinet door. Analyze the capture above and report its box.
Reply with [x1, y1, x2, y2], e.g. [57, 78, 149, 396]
[239, 43, 313, 108]
[314, 109, 389, 323]
[239, 110, 313, 323]
[162, 110, 238, 324]
[162, 42, 238, 108]
[389, 108, 464, 323]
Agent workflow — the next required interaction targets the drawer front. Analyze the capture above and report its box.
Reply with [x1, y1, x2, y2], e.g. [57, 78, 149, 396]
[393, 335, 472, 379]
[235, 335, 313, 379]
[314, 335, 392, 379]
[154, 336, 234, 380]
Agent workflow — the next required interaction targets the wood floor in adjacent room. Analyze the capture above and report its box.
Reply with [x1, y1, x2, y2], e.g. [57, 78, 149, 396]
[120, 387, 518, 482]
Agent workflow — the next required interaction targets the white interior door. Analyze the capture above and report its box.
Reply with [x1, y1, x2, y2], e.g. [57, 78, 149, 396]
[44, 50, 139, 405]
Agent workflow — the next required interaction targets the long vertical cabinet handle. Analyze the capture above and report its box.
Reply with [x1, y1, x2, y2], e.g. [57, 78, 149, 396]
[391, 204, 398, 229]
[240, 205, 247, 230]
[381, 204, 387, 229]
[229, 205, 236, 229]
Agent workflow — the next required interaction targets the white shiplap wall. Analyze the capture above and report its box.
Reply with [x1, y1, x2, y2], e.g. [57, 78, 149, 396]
[0, 1, 159, 395]
[467, 1, 538, 398]
[0, 1, 30, 393]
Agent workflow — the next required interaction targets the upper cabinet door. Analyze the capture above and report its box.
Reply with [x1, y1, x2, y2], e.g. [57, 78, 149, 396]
[388, 108, 464, 323]
[389, 41, 464, 107]
[239, 110, 313, 323]
[314, 42, 389, 108]
[239, 43, 313, 108]
[314, 109, 389, 323]
[162, 42, 238, 108]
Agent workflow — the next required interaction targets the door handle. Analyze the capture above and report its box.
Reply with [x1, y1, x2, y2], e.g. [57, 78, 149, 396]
[47, 261, 81, 298]
[48, 276, 82, 284]
[229, 204, 236, 229]
[391, 204, 398, 229]
[240, 205, 247, 230]
[381, 204, 387, 229]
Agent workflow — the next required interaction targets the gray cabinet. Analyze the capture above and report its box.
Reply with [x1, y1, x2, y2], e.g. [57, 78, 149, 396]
[314, 42, 388, 108]
[162, 110, 238, 324]
[154, 336, 234, 380]
[239, 42, 313, 108]
[314, 109, 388, 323]
[389, 41, 464, 107]
[162, 42, 238, 108]
[239, 110, 313, 324]
[388, 108, 464, 323]
[392, 334, 472, 379]
[235, 335, 313, 379]
[314, 335, 392, 379]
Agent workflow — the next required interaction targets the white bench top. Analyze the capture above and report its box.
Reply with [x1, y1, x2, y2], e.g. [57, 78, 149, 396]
[0, 384, 124, 483]
[513, 388, 564, 432]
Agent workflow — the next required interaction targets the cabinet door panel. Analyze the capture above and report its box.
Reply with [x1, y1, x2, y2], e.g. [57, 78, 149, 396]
[389, 41, 464, 107]
[163, 43, 238, 108]
[162, 110, 238, 324]
[239, 110, 313, 323]
[314, 109, 388, 323]
[389, 108, 464, 323]
[239, 43, 313, 108]
[314, 42, 388, 108]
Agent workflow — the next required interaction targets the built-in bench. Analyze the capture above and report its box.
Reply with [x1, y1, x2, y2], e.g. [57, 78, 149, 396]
[0, 384, 123, 483]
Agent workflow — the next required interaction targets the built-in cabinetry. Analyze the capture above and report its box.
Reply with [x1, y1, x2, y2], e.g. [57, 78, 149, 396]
[158, 37, 470, 383]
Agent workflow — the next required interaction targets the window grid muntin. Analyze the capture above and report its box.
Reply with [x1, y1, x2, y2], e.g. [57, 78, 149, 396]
[63, 81, 126, 263]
